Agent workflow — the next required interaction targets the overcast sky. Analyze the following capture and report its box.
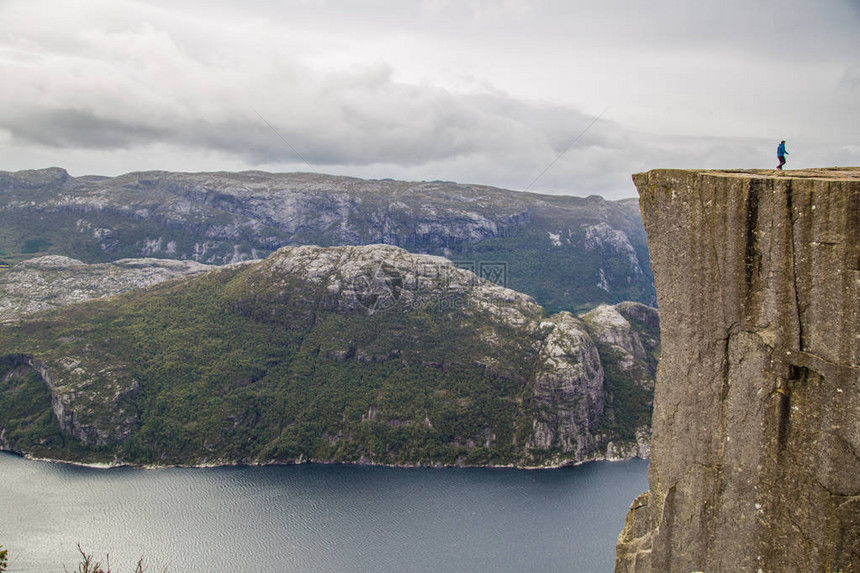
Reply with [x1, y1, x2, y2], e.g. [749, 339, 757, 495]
[1, 0, 857, 199]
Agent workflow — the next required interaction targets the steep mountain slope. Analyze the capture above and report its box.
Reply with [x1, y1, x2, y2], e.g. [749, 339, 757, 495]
[0, 167, 653, 312]
[0, 245, 656, 468]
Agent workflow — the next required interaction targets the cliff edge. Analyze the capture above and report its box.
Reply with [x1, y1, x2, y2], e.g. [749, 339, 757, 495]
[615, 168, 860, 572]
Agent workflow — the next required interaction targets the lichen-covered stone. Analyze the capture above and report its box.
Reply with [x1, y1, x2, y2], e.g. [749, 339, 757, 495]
[615, 168, 860, 573]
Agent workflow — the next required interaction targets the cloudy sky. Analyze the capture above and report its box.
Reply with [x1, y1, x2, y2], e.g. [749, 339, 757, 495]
[1, 0, 858, 199]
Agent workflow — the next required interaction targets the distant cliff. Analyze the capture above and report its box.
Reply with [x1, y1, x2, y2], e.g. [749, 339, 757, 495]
[0, 168, 654, 312]
[0, 245, 656, 468]
[615, 169, 860, 572]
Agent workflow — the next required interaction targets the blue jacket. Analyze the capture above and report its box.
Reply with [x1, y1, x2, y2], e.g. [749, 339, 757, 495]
[777, 142, 787, 157]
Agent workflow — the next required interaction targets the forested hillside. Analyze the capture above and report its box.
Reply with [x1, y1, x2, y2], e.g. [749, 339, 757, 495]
[0, 245, 657, 468]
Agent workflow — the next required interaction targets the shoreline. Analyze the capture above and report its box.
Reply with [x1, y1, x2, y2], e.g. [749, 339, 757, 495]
[2, 448, 648, 472]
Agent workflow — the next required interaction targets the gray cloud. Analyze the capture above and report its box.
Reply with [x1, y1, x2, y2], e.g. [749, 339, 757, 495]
[4, 69, 586, 167]
[8, 109, 164, 149]
[1, 0, 858, 200]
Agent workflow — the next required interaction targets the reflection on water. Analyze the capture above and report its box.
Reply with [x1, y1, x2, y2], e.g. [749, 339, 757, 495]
[0, 453, 648, 573]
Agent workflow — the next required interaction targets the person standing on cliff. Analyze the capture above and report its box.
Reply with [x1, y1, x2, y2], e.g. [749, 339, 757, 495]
[777, 140, 788, 170]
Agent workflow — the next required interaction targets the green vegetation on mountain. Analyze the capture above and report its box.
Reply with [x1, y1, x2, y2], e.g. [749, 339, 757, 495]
[592, 305, 660, 439]
[0, 245, 654, 468]
[0, 356, 68, 453]
[446, 225, 653, 313]
[0, 167, 659, 468]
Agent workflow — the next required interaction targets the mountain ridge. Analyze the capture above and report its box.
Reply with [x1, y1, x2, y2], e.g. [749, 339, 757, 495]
[0, 167, 653, 313]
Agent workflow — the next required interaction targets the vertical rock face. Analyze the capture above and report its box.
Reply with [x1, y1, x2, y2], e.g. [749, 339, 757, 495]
[615, 169, 860, 573]
[528, 312, 605, 461]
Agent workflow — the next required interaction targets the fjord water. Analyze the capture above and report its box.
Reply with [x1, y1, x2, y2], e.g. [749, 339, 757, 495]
[1, 453, 647, 572]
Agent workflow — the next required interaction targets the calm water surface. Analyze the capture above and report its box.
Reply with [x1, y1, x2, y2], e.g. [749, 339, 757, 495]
[1, 452, 647, 572]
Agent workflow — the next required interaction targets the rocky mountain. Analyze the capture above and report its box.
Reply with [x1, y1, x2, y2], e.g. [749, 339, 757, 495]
[615, 169, 860, 573]
[0, 167, 654, 313]
[0, 245, 657, 468]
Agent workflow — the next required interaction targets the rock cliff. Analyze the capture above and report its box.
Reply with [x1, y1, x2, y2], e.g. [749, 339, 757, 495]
[615, 169, 860, 572]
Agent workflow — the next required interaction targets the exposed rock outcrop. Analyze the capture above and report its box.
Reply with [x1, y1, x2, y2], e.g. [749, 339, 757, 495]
[582, 302, 658, 384]
[528, 312, 605, 461]
[582, 302, 659, 461]
[5, 354, 138, 446]
[0, 256, 214, 322]
[615, 169, 860, 573]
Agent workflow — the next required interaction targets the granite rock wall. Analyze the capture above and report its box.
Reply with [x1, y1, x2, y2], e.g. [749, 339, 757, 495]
[615, 168, 860, 573]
